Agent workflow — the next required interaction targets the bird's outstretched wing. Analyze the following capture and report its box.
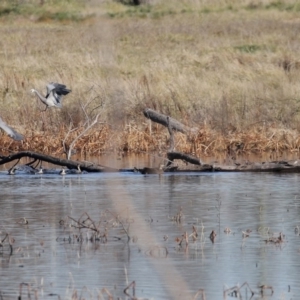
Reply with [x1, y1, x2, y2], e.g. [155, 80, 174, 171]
[46, 82, 71, 106]
[0, 116, 24, 141]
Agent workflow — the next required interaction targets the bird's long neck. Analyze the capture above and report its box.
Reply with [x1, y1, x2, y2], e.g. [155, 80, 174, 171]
[33, 90, 47, 103]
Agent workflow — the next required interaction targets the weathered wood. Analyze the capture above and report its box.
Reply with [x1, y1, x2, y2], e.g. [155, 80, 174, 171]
[167, 116, 175, 152]
[3, 151, 300, 174]
[164, 160, 300, 173]
[167, 151, 202, 166]
[0, 151, 117, 172]
[143, 108, 197, 134]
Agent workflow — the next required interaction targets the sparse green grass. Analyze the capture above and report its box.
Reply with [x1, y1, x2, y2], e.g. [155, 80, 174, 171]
[1, 0, 300, 155]
[234, 44, 263, 53]
[0, 0, 91, 22]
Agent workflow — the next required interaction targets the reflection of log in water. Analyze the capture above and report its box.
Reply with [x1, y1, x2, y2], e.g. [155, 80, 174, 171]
[134, 164, 164, 174]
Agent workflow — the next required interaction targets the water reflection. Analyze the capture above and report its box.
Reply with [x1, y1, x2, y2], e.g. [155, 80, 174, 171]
[0, 171, 299, 299]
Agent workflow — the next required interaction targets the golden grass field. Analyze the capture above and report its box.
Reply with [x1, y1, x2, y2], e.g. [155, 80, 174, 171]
[1, 0, 300, 158]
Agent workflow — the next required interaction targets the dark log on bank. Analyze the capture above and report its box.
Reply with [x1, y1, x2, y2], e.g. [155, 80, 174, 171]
[163, 159, 300, 173]
[0, 151, 117, 172]
[143, 108, 197, 134]
[167, 151, 202, 166]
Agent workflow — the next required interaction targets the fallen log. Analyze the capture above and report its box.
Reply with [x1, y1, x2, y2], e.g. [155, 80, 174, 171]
[143, 108, 197, 134]
[143, 108, 201, 166]
[167, 151, 202, 166]
[2, 151, 300, 174]
[0, 151, 117, 172]
[163, 159, 300, 173]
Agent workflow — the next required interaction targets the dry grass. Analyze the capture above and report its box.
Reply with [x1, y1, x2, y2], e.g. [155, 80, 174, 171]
[1, 0, 300, 157]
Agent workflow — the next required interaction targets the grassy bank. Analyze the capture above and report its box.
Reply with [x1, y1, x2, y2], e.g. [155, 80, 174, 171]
[1, 0, 300, 158]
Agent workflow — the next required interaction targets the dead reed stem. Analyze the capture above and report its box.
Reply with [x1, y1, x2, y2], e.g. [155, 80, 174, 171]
[123, 281, 136, 299]
[3, 124, 300, 160]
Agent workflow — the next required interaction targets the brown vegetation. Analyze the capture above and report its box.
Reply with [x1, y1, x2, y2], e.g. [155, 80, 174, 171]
[1, 0, 300, 159]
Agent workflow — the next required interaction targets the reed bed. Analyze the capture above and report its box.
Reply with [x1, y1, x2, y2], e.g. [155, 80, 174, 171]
[2, 123, 300, 158]
[1, 0, 300, 158]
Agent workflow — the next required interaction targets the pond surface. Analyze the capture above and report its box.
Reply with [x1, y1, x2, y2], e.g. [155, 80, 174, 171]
[0, 169, 300, 300]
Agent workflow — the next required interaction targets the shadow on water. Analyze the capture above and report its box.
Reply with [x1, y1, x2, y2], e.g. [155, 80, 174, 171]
[0, 167, 300, 299]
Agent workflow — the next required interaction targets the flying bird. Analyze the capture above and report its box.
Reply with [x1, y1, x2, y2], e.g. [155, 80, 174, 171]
[0, 116, 24, 141]
[31, 82, 71, 111]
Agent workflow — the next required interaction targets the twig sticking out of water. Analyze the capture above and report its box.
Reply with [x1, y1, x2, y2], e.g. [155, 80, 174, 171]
[193, 288, 206, 300]
[68, 212, 107, 243]
[106, 209, 131, 242]
[242, 229, 252, 238]
[100, 287, 113, 300]
[16, 217, 29, 225]
[223, 282, 254, 299]
[169, 206, 184, 223]
[224, 227, 231, 234]
[178, 231, 189, 247]
[124, 281, 136, 300]
[264, 232, 285, 244]
[190, 225, 198, 242]
[19, 283, 31, 300]
[215, 196, 222, 229]
[209, 230, 217, 243]
[259, 285, 274, 296]
[0, 233, 14, 255]
[60, 209, 134, 244]
[78, 286, 93, 300]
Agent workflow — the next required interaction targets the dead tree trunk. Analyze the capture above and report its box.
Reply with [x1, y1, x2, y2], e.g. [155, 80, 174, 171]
[166, 116, 175, 152]
[143, 108, 201, 166]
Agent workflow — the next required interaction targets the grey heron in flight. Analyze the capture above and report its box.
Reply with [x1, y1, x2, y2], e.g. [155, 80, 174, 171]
[0, 116, 24, 141]
[31, 82, 71, 111]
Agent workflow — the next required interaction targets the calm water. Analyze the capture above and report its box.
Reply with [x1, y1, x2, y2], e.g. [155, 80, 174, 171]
[0, 169, 300, 300]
